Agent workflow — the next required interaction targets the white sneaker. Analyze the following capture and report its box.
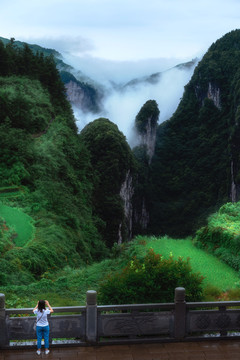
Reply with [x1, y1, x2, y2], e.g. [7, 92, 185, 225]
[36, 350, 41, 355]
[45, 349, 50, 355]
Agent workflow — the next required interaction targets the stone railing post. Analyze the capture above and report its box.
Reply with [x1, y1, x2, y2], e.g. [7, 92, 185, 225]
[174, 287, 186, 340]
[0, 294, 8, 347]
[86, 290, 97, 344]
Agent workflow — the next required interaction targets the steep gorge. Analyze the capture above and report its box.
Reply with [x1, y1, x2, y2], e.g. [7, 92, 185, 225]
[147, 29, 240, 236]
[2, 30, 240, 288]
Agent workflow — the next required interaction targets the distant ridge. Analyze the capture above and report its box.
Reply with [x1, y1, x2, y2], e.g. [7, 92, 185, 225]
[124, 58, 198, 88]
[0, 36, 60, 57]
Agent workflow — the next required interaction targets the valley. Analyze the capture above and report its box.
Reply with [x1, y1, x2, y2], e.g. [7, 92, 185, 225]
[1, 30, 240, 308]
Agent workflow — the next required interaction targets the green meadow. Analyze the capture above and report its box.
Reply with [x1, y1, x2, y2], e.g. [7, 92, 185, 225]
[130, 236, 240, 300]
[0, 203, 35, 247]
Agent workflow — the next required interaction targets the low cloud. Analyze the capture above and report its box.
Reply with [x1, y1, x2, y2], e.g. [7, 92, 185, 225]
[62, 53, 189, 84]
[21, 35, 95, 54]
[63, 54, 197, 146]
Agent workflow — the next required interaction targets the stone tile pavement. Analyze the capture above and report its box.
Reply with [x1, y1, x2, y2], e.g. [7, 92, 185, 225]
[1, 340, 240, 360]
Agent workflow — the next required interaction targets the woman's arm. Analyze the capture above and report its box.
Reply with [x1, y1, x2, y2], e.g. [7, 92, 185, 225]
[45, 300, 54, 313]
[33, 301, 39, 313]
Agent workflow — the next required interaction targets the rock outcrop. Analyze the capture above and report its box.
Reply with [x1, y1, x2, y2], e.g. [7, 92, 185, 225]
[119, 170, 134, 242]
[135, 100, 159, 164]
[139, 115, 158, 164]
[60, 71, 101, 113]
[131, 100, 160, 234]
[207, 82, 221, 109]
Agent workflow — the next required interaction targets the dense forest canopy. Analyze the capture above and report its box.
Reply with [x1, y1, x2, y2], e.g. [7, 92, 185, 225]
[0, 39, 108, 285]
[148, 29, 240, 236]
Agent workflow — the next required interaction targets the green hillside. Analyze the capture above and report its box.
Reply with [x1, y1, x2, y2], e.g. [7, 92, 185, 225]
[148, 29, 240, 236]
[2, 230, 240, 308]
[143, 236, 240, 291]
[0, 38, 135, 290]
[2, 31, 240, 306]
[0, 38, 106, 286]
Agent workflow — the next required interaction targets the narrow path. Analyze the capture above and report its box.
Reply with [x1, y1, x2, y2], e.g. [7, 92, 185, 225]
[1, 340, 240, 360]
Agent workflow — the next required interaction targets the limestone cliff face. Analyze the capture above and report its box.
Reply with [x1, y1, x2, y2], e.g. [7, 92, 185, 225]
[60, 70, 101, 113]
[64, 80, 99, 113]
[132, 100, 159, 234]
[65, 80, 87, 107]
[135, 100, 159, 165]
[195, 81, 221, 110]
[133, 198, 149, 230]
[119, 170, 134, 242]
[207, 82, 221, 109]
[139, 116, 158, 164]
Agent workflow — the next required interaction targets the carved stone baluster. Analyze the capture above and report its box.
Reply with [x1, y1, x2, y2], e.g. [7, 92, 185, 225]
[174, 287, 186, 340]
[86, 290, 97, 344]
[0, 293, 8, 347]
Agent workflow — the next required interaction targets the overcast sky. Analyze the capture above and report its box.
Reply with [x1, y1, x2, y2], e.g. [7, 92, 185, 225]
[1, 0, 240, 63]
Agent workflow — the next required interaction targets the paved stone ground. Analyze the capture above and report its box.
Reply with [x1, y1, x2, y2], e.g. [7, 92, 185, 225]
[1, 340, 240, 360]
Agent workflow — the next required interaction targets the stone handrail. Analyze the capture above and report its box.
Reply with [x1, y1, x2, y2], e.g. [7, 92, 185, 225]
[1, 288, 240, 349]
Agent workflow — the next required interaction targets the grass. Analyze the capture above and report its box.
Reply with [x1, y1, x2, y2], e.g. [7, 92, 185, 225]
[135, 235, 240, 291]
[3, 235, 240, 307]
[0, 203, 35, 247]
[2, 259, 116, 308]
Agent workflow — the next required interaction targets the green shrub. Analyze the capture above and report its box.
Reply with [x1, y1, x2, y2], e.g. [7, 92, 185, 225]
[203, 285, 222, 301]
[194, 202, 240, 271]
[98, 249, 204, 305]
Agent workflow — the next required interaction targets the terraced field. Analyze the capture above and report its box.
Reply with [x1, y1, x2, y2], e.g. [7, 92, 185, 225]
[0, 203, 35, 247]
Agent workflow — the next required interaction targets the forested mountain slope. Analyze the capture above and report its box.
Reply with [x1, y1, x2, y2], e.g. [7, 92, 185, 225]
[2, 30, 240, 288]
[147, 29, 240, 236]
[0, 40, 107, 285]
[0, 39, 138, 286]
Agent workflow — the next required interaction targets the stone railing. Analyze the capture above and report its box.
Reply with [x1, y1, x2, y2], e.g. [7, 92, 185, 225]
[1, 287, 240, 349]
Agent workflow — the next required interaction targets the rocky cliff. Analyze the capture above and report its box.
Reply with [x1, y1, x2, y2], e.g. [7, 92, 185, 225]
[139, 115, 158, 164]
[119, 170, 134, 242]
[131, 100, 160, 234]
[135, 100, 159, 164]
[147, 29, 240, 236]
[60, 71, 102, 113]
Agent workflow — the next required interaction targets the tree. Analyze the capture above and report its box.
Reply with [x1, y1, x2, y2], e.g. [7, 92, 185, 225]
[98, 249, 204, 304]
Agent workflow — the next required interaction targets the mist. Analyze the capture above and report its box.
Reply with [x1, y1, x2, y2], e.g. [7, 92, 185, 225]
[62, 53, 189, 83]
[62, 54, 198, 146]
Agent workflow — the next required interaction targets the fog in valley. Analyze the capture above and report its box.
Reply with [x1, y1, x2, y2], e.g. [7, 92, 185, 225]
[62, 54, 198, 146]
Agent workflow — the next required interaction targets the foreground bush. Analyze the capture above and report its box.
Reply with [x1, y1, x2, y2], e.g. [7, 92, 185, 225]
[98, 249, 204, 304]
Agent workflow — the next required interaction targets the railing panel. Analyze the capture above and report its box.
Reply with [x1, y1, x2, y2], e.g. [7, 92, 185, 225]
[98, 311, 173, 337]
[188, 309, 240, 334]
[6, 312, 86, 341]
[50, 314, 86, 339]
[3, 289, 240, 349]
[6, 316, 36, 340]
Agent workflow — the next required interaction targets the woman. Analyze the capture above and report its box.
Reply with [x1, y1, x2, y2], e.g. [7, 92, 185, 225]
[33, 300, 54, 355]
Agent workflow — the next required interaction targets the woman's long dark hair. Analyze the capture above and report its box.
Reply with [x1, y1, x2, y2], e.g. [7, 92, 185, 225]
[38, 300, 46, 312]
